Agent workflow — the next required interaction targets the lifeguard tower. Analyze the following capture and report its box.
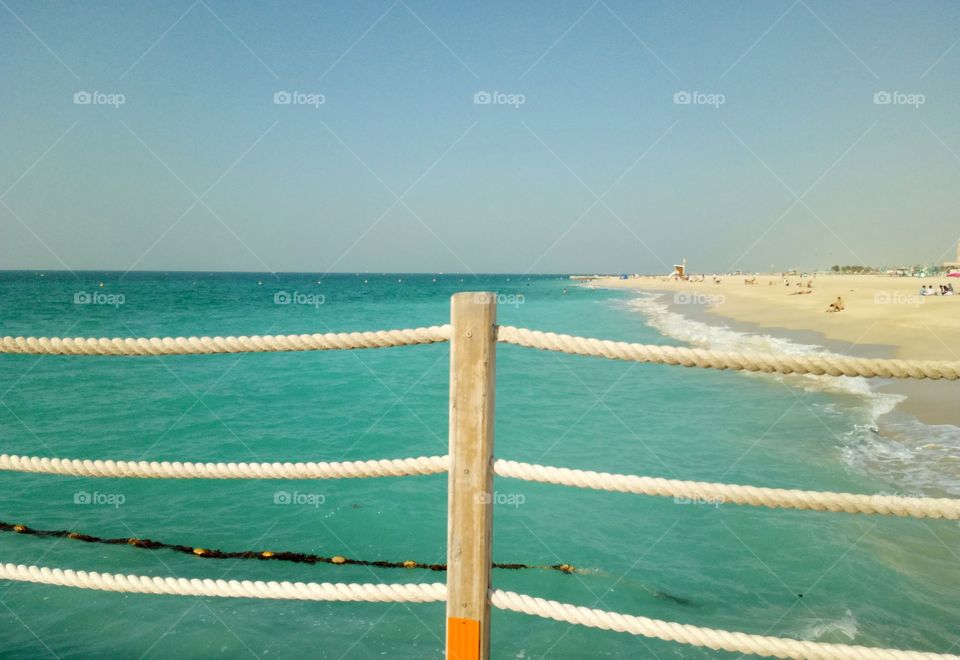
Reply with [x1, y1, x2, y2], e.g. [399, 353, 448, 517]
[671, 258, 687, 278]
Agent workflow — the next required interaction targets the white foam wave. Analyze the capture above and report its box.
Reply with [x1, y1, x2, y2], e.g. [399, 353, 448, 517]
[624, 294, 899, 413]
[623, 293, 960, 496]
[840, 418, 960, 496]
[797, 609, 859, 642]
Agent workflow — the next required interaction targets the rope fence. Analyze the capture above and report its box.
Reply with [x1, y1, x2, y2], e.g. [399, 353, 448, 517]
[5, 451, 957, 520]
[490, 589, 960, 660]
[0, 326, 451, 356]
[1, 558, 955, 659]
[0, 562, 445, 603]
[493, 459, 960, 520]
[0, 453, 447, 480]
[496, 326, 960, 380]
[4, 323, 960, 380]
[4, 303, 960, 659]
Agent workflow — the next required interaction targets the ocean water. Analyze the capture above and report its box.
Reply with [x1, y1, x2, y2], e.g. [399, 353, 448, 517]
[0, 272, 957, 659]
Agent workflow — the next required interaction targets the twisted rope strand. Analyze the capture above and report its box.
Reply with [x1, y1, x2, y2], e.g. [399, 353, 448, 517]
[7, 322, 959, 380]
[0, 562, 445, 602]
[496, 326, 960, 380]
[0, 454, 449, 479]
[2, 562, 953, 657]
[493, 460, 960, 519]
[7, 452, 957, 519]
[490, 590, 959, 660]
[0, 326, 451, 356]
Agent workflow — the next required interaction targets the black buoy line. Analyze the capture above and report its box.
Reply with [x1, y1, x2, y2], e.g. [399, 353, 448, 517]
[0, 521, 578, 574]
[0, 521, 696, 605]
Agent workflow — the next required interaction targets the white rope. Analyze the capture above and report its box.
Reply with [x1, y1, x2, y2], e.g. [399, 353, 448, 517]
[0, 325, 451, 356]
[0, 453, 448, 480]
[496, 326, 960, 380]
[7, 323, 959, 380]
[0, 562, 445, 602]
[8, 451, 957, 518]
[493, 460, 960, 519]
[490, 589, 957, 659]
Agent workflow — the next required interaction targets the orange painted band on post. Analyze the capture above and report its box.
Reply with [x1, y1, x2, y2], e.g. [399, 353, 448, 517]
[447, 617, 481, 660]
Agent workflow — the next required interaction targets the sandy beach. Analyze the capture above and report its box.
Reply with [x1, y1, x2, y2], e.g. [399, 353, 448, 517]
[590, 273, 960, 425]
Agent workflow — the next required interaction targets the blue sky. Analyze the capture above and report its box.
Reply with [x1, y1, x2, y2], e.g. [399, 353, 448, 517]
[2, 0, 959, 273]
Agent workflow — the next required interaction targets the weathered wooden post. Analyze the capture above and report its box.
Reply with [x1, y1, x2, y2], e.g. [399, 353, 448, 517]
[446, 292, 497, 660]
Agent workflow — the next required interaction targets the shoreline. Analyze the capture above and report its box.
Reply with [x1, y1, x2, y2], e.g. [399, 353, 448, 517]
[594, 275, 960, 429]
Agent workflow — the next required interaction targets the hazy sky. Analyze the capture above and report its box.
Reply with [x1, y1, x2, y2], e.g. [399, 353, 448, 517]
[2, 1, 959, 274]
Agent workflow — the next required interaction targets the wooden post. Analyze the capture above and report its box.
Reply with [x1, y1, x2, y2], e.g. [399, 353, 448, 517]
[446, 292, 497, 660]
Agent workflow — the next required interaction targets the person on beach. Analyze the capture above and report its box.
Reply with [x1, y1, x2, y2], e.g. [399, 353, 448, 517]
[826, 296, 844, 312]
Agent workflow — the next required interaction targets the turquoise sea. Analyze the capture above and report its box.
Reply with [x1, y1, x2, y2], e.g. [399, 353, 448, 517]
[0, 272, 957, 658]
